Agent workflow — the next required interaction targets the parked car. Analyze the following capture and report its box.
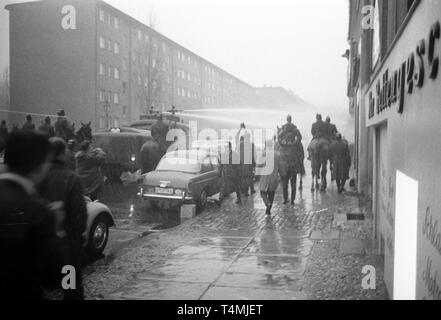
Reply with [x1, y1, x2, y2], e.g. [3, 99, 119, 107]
[83, 197, 115, 257]
[141, 150, 221, 209]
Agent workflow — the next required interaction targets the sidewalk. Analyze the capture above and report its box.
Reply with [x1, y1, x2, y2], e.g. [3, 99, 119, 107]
[84, 178, 387, 300]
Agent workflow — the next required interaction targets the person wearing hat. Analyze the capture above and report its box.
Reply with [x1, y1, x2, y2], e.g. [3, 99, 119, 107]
[38, 116, 55, 138]
[55, 109, 70, 141]
[330, 133, 351, 193]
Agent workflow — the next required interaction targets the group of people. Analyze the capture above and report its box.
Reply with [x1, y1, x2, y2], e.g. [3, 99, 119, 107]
[219, 114, 351, 216]
[0, 111, 107, 299]
[218, 125, 257, 205]
[0, 131, 87, 299]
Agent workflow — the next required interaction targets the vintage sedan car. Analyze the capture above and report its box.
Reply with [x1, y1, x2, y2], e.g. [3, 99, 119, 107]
[84, 197, 115, 257]
[141, 150, 221, 209]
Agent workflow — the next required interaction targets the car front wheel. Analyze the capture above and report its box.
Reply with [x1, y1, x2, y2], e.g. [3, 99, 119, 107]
[87, 215, 110, 257]
[197, 189, 208, 210]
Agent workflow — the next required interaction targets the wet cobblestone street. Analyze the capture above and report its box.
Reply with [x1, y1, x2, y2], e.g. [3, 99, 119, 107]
[84, 176, 388, 300]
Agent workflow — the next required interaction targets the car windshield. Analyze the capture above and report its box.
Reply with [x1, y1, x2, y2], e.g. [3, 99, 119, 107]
[156, 157, 201, 174]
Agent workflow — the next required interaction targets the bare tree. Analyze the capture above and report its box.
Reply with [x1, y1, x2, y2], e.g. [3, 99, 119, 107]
[133, 33, 169, 114]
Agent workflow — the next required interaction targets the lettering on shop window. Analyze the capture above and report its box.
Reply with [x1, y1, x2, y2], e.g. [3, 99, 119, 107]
[369, 21, 440, 119]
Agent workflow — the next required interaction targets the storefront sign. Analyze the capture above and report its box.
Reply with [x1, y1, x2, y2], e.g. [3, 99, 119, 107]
[368, 21, 440, 120]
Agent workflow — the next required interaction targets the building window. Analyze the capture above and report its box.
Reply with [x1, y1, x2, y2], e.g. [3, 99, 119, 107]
[152, 59, 157, 68]
[114, 93, 119, 104]
[113, 118, 120, 128]
[99, 36, 106, 49]
[99, 90, 106, 102]
[123, 82, 127, 94]
[145, 34, 149, 43]
[122, 58, 127, 71]
[108, 66, 112, 77]
[123, 35, 128, 48]
[107, 39, 111, 51]
[107, 14, 111, 25]
[137, 30, 142, 41]
[113, 42, 120, 54]
[114, 67, 119, 80]
[181, 53, 185, 62]
[177, 51, 181, 60]
[99, 10, 105, 22]
[187, 73, 191, 81]
[99, 117, 105, 129]
[114, 17, 119, 29]
[162, 42, 166, 52]
[144, 77, 148, 88]
[162, 63, 166, 72]
[122, 106, 127, 116]
[99, 63, 105, 75]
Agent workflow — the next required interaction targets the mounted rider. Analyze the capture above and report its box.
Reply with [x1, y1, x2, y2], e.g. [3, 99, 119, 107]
[308, 114, 330, 159]
[55, 109, 72, 141]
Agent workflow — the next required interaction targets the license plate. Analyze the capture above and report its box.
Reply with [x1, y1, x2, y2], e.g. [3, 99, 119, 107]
[155, 187, 173, 195]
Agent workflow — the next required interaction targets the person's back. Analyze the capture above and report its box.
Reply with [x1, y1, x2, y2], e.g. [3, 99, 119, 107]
[22, 121, 35, 132]
[39, 119, 55, 138]
[0, 122, 8, 139]
[311, 120, 329, 140]
[0, 179, 57, 299]
[0, 131, 58, 299]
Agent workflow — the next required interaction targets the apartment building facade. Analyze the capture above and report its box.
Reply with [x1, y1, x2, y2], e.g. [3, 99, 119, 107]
[347, 0, 441, 299]
[6, 0, 258, 131]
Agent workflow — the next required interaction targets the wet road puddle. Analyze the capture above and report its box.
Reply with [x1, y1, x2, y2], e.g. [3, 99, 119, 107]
[214, 272, 303, 291]
[227, 255, 308, 275]
[109, 279, 209, 300]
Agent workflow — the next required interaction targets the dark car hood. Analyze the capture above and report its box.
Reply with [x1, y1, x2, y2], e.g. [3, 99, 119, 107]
[144, 171, 197, 189]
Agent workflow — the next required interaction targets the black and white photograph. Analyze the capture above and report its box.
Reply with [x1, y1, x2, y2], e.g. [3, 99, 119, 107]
[0, 0, 440, 303]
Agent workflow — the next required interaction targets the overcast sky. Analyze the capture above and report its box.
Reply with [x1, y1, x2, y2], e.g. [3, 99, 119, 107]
[0, 0, 350, 112]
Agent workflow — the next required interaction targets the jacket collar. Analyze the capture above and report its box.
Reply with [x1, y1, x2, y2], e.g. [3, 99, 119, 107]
[0, 172, 36, 195]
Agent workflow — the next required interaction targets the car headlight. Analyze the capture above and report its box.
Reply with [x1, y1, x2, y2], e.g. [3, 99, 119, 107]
[174, 189, 183, 196]
[130, 154, 136, 162]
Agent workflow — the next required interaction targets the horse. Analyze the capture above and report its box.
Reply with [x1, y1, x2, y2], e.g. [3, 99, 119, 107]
[76, 122, 93, 144]
[309, 138, 329, 192]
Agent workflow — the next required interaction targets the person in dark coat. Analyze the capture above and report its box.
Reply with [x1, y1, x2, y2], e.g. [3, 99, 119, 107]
[326, 116, 338, 141]
[22, 114, 36, 132]
[76, 141, 106, 201]
[66, 139, 77, 171]
[219, 142, 242, 205]
[330, 133, 351, 193]
[278, 115, 303, 205]
[0, 120, 8, 153]
[0, 120, 8, 141]
[237, 134, 256, 197]
[257, 139, 280, 216]
[308, 114, 330, 159]
[38, 116, 56, 138]
[0, 131, 61, 299]
[55, 110, 71, 141]
[151, 114, 169, 149]
[38, 138, 87, 300]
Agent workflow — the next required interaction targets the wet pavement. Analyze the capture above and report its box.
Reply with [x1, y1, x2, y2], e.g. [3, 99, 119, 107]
[84, 174, 387, 300]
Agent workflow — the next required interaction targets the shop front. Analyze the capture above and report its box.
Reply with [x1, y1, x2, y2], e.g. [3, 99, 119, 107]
[366, 1, 441, 300]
